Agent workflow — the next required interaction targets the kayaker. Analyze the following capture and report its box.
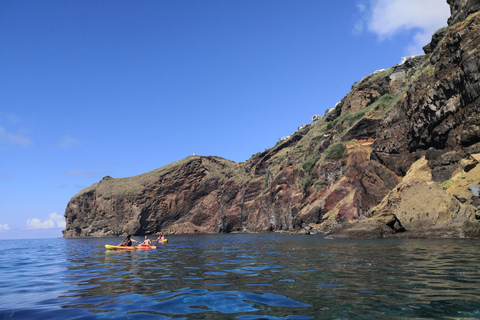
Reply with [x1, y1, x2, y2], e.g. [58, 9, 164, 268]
[139, 236, 152, 246]
[119, 235, 137, 246]
[156, 233, 165, 242]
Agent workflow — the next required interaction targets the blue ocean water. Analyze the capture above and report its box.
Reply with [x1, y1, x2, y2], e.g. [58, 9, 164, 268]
[1, 234, 480, 319]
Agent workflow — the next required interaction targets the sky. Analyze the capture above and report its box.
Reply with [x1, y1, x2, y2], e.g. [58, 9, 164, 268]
[0, 0, 451, 239]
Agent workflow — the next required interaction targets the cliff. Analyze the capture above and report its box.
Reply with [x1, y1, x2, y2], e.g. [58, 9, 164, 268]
[63, 0, 480, 239]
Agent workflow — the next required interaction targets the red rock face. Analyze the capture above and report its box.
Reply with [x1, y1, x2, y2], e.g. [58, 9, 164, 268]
[63, 143, 400, 237]
[63, 2, 480, 239]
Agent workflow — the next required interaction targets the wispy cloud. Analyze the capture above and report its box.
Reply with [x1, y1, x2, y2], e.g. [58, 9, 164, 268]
[26, 212, 66, 229]
[66, 170, 99, 177]
[0, 224, 10, 231]
[0, 172, 11, 179]
[357, 0, 450, 55]
[354, 2, 368, 34]
[0, 126, 32, 147]
[57, 135, 81, 148]
[0, 113, 21, 124]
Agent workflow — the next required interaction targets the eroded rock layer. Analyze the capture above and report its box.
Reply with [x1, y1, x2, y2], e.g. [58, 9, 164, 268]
[63, 0, 480, 239]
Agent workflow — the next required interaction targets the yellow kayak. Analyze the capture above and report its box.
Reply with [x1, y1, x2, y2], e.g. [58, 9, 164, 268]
[105, 239, 167, 250]
[105, 244, 157, 250]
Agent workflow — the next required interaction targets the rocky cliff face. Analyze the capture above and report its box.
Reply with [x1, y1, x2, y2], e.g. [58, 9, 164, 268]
[447, 0, 480, 25]
[64, 157, 239, 237]
[63, 0, 480, 239]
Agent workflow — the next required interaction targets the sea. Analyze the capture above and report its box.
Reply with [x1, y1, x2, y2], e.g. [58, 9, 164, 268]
[1, 234, 480, 320]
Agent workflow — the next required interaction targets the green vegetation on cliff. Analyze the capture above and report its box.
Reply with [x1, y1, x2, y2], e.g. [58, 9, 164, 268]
[64, 8, 480, 239]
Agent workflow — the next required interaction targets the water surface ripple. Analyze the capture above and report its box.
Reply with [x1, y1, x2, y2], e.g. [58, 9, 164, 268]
[1, 234, 480, 319]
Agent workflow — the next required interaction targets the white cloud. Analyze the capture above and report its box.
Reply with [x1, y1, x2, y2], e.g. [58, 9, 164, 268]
[359, 0, 451, 54]
[354, 3, 368, 33]
[0, 126, 32, 147]
[26, 212, 66, 229]
[52, 212, 66, 228]
[57, 135, 81, 148]
[0, 224, 10, 231]
[26, 218, 54, 229]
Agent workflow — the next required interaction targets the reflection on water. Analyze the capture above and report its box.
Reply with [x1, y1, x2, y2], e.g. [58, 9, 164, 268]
[1, 234, 480, 319]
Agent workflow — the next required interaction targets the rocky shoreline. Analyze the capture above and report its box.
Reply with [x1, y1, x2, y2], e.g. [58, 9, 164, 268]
[63, 0, 480, 239]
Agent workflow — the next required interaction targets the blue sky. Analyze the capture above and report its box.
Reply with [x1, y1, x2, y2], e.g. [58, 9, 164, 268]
[0, 0, 450, 239]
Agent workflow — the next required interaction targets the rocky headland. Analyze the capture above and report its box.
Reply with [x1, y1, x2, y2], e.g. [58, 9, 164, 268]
[63, 0, 480, 239]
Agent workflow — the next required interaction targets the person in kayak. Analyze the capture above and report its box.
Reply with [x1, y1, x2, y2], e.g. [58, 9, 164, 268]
[139, 236, 152, 246]
[119, 235, 137, 246]
[156, 233, 165, 243]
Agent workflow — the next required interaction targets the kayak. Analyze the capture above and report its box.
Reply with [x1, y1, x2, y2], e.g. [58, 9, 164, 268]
[105, 244, 157, 250]
[105, 239, 168, 250]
